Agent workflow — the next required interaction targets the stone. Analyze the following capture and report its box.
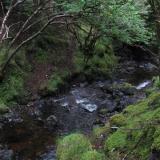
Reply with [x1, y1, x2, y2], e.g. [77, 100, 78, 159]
[0, 148, 14, 160]
[45, 115, 58, 129]
[149, 150, 160, 160]
[98, 108, 108, 115]
[39, 146, 56, 160]
[99, 100, 117, 113]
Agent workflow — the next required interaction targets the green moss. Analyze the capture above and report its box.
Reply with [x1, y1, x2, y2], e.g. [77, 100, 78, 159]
[105, 130, 127, 151]
[110, 114, 126, 127]
[47, 73, 64, 92]
[80, 150, 105, 160]
[152, 127, 160, 150]
[0, 67, 25, 105]
[153, 76, 160, 89]
[34, 48, 49, 63]
[89, 53, 117, 75]
[39, 69, 71, 95]
[104, 92, 160, 159]
[74, 52, 85, 73]
[0, 102, 9, 114]
[94, 42, 106, 57]
[0, 49, 29, 109]
[56, 134, 92, 160]
[98, 108, 109, 115]
[92, 124, 110, 140]
[0, 47, 8, 66]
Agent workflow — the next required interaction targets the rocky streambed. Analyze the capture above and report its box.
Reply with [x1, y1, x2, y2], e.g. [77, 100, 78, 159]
[0, 61, 159, 160]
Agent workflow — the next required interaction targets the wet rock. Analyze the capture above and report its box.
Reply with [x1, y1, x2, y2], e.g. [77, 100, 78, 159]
[39, 146, 56, 160]
[98, 108, 108, 115]
[80, 82, 88, 88]
[80, 103, 97, 112]
[0, 122, 3, 129]
[149, 150, 160, 160]
[3, 112, 23, 124]
[117, 96, 137, 111]
[101, 83, 113, 94]
[45, 115, 57, 130]
[99, 100, 117, 112]
[94, 117, 105, 125]
[120, 86, 136, 95]
[139, 63, 158, 72]
[0, 148, 14, 160]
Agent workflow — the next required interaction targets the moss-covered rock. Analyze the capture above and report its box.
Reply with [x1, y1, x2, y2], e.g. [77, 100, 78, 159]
[56, 134, 92, 160]
[109, 114, 126, 127]
[80, 150, 105, 160]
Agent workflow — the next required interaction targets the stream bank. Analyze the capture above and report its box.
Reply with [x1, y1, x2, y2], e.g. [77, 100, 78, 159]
[0, 59, 159, 160]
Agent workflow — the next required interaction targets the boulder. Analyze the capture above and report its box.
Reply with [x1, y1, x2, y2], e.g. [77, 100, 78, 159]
[45, 115, 58, 130]
[0, 148, 14, 160]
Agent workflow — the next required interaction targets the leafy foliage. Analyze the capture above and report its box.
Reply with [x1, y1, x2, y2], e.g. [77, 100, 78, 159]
[63, 0, 153, 62]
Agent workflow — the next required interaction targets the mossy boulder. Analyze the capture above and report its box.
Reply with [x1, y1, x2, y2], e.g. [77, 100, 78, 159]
[109, 114, 126, 127]
[56, 134, 92, 160]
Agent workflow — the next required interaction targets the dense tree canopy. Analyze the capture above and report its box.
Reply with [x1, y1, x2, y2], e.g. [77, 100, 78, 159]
[64, 0, 153, 61]
[0, 0, 157, 75]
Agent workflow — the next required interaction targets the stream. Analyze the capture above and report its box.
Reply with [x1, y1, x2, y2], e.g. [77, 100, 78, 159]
[0, 61, 159, 160]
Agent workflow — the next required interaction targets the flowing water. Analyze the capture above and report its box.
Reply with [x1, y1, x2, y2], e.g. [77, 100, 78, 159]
[0, 61, 159, 160]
